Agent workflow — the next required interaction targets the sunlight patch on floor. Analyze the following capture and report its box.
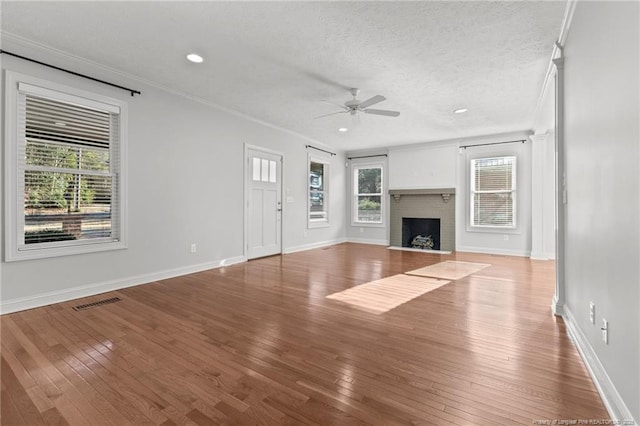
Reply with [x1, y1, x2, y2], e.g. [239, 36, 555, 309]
[326, 274, 449, 314]
[405, 260, 490, 280]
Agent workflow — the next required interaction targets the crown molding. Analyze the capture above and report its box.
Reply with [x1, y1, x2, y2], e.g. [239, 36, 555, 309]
[0, 31, 332, 150]
[386, 129, 532, 153]
[532, 0, 577, 127]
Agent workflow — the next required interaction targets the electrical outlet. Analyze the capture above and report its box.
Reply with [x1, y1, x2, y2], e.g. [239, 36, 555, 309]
[360, 228, 364, 233]
[589, 302, 595, 324]
[601, 318, 608, 344]
[503, 234, 509, 241]
[190, 243, 197, 253]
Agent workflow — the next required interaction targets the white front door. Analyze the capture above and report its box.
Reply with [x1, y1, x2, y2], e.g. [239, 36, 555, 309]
[246, 149, 282, 259]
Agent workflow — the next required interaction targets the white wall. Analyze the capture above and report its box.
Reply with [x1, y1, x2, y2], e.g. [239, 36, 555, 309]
[0, 37, 347, 312]
[542, 132, 556, 258]
[388, 143, 457, 190]
[563, 1, 639, 421]
[531, 75, 557, 260]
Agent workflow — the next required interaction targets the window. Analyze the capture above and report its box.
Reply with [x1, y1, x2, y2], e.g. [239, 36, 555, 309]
[5, 71, 127, 261]
[470, 156, 516, 228]
[308, 157, 329, 227]
[353, 164, 383, 225]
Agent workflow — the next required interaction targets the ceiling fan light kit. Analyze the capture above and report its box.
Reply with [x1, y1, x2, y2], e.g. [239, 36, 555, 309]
[315, 88, 400, 120]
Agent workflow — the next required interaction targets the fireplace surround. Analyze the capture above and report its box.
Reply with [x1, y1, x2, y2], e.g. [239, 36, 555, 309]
[389, 188, 455, 251]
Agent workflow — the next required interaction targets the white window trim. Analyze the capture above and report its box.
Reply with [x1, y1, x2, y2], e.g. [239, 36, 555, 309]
[351, 162, 385, 227]
[307, 154, 330, 229]
[469, 155, 517, 231]
[4, 70, 128, 262]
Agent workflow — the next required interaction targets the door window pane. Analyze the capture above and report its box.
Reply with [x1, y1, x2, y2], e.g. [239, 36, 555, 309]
[269, 160, 276, 183]
[252, 157, 261, 181]
[261, 159, 269, 182]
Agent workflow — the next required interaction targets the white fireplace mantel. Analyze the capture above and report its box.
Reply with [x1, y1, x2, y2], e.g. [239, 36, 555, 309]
[389, 188, 455, 203]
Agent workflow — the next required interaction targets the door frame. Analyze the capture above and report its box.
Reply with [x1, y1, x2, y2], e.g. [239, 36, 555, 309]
[243, 143, 285, 259]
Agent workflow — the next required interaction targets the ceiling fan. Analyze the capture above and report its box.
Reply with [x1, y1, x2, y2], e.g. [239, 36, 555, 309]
[315, 88, 400, 119]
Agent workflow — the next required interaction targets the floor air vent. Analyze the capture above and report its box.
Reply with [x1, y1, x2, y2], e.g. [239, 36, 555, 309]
[73, 296, 121, 311]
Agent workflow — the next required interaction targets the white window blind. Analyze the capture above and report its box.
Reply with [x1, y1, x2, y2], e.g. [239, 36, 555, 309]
[470, 156, 516, 228]
[17, 85, 121, 251]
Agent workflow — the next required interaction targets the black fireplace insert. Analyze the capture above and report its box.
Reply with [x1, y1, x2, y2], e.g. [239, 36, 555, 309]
[402, 218, 441, 250]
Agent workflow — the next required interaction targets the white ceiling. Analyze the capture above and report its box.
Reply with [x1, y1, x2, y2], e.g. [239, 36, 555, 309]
[1, 1, 567, 151]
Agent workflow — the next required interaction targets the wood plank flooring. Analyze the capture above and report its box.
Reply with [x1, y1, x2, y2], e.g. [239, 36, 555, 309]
[1, 243, 609, 425]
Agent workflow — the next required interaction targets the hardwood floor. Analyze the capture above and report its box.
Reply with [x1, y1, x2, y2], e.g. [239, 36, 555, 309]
[1, 243, 609, 425]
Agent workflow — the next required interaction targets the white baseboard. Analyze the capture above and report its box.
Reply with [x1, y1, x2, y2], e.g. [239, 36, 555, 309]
[563, 307, 637, 425]
[346, 237, 389, 246]
[530, 251, 548, 260]
[283, 238, 347, 254]
[456, 245, 531, 258]
[530, 250, 557, 260]
[0, 255, 246, 315]
[551, 295, 564, 316]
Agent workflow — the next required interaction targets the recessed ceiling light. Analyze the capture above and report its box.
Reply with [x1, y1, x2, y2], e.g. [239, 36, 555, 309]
[54, 122, 66, 126]
[186, 53, 204, 63]
[453, 108, 468, 114]
[338, 127, 348, 132]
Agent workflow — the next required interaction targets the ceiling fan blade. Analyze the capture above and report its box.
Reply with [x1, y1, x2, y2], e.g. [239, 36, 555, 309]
[320, 100, 349, 110]
[313, 110, 349, 119]
[358, 95, 386, 109]
[364, 108, 400, 117]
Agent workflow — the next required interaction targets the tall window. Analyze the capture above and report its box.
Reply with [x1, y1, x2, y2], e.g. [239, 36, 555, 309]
[308, 157, 329, 227]
[470, 156, 516, 228]
[353, 164, 383, 225]
[5, 72, 127, 261]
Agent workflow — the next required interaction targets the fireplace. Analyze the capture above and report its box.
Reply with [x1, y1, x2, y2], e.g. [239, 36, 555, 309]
[389, 188, 455, 251]
[402, 218, 441, 250]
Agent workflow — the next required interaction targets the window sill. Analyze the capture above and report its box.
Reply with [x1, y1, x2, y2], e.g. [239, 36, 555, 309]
[308, 220, 330, 229]
[466, 225, 520, 235]
[351, 222, 385, 228]
[6, 240, 127, 262]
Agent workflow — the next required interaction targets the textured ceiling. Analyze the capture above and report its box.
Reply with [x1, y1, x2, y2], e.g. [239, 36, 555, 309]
[1, 1, 567, 151]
